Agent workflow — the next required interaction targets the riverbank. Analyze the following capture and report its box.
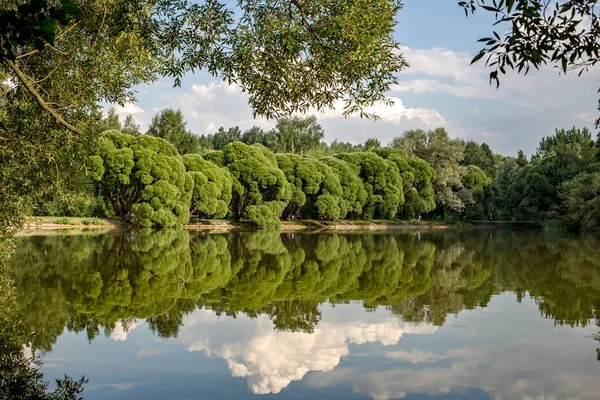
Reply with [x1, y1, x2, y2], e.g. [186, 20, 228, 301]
[17, 217, 121, 236]
[17, 216, 541, 235]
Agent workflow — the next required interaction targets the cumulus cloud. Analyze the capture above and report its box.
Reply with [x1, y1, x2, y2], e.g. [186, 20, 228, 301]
[164, 82, 448, 146]
[397, 46, 600, 109]
[113, 102, 145, 115]
[177, 309, 436, 395]
[109, 320, 140, 342]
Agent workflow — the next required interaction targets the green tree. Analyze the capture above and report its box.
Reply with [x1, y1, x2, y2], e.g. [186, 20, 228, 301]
[206, 142, 291, 227]
[272, 116, 326, 153]
[374, 148, 436, 219]
[335, 152, 403, 218]
[183, 154, 233, 219]
[276, 154, 344, 220]
[560, 172, 600, 231]
[241, 126, 275, 148]
[121, 115, 141, 137]
[211, 126, 242, 150]
[147, 109, 200, 155]
[2, 0, 406, 231]
[90, 130, 193, 227]
[392, 128, 467, 213]
[320, 156, 368, 219]
[363, 137, 381, 150]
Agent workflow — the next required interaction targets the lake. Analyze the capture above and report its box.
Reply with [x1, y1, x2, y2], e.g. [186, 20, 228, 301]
[10, 229, 600, 399]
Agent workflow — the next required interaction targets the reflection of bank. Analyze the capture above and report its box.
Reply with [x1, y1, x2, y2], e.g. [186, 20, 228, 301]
[177, 306, 437, 395]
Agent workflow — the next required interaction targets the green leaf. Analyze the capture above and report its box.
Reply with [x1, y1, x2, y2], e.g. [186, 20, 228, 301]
[38, 18, 58, 44]
[61, 1, 82, 16]
[471, 52, 486, 65]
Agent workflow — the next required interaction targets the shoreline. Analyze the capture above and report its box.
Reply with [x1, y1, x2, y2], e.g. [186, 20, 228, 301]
[17, 217, 540, 235]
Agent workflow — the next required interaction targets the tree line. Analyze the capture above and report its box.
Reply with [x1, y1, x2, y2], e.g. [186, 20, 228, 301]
[37, 109, 600, 230]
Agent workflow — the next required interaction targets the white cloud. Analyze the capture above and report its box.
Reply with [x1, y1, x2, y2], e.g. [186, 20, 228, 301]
[177, 309, 437, 395]
[113, 102, 145, 115]
[317, 97, 447, 128]
[109, 320, 140, 342]
[166, 82, 448, 146]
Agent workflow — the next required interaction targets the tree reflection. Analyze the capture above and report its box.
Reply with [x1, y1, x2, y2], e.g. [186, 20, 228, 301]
[10, 230, 600, 359]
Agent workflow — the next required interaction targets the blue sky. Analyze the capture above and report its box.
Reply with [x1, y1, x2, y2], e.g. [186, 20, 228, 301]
[113, 1, 600, 156]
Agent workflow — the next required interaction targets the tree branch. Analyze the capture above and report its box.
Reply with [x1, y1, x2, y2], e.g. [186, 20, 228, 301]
[3, 59, 82, 135]
[91, 0, 107, 48]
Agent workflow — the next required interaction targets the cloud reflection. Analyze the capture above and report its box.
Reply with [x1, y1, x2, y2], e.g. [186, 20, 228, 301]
[178, 309, 436, 394]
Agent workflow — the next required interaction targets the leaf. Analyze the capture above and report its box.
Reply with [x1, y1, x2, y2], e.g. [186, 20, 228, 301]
[38, 18, 58, 44]
[471, 51, 486, 65]
[61, 1, 82, 16]
[507, 0, 515, 13]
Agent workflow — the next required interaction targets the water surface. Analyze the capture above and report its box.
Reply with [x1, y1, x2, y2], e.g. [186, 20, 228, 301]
[11, 230, 600, 399]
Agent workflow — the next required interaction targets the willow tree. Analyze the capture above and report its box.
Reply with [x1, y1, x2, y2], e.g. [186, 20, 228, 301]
[90, 130, 193, 228]
[183, 154, 233, 219]
[276, 153, 344, 220]
[335, 152, 403, 218]
[320, 156, 367, 219]
[374, 148, 436, 218]
[206, 142, 291, 227]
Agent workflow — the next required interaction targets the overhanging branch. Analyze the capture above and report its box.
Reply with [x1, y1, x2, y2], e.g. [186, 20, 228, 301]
[3, 59, 82, 136]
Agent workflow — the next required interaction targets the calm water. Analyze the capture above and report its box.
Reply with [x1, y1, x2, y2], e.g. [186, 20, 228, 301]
[10, 230, 600, 399]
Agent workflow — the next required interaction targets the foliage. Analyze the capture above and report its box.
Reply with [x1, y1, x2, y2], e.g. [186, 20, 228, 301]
[90, 130, 193, 228]
[374, 148, 436, 218]
[335, 152, 403, 218]
[560, 172, 600, 231]
[320, 156, 368, 218]
[392, 128, 473, 214]
[206, 142, 291, 227]
[183, 154, 233, 218]
[147, 109, 200, 155]
[272, 116, 325, 153]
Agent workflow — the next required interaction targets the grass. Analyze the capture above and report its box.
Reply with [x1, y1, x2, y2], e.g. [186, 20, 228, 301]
[53, 217, 105, 226]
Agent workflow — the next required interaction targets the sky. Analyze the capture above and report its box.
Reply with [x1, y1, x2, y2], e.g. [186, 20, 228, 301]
[112, 0, 600, 156]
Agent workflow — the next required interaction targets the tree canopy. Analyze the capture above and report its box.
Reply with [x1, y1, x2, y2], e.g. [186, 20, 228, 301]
[90, 130, 193, 227]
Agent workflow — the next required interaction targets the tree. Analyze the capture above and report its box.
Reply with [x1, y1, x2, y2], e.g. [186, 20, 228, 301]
[1, 0, 405, 135]
[374, 148, 436, 218]
[272, 116, 326, 153]
[276, 154, 344, 220]
[335, 152, 403, 218]
[210, 126, 242, 150]
[320, 156, 368, 219]
[363, 137, 381, 150]
[147, 109, 200, 155]
[90, 130, 193, 228]
[516, 150, 529, 167]
[241, 126, 275, 148]
[462, 1, 600, 125]
[560, 172, 600, 231]
[183, 154, 233, 218]
[122, 115, 141, 137]
[393, 128, 468, 213]
[205, 142, 291, 227]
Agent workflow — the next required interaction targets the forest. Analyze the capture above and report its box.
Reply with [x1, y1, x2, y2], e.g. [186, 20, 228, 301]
[31, 109, 600, 230]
